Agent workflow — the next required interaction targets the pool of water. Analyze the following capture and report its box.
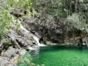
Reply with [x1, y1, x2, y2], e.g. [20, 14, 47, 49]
[32, 46, 88, 66]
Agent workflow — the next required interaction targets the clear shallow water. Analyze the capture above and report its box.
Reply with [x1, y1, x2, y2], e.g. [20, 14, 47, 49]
[32, 46, 88, 66]
[17, 52, 31, 66]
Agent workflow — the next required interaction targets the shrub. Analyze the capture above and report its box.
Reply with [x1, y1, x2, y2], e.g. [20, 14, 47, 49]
[66, 13, 88, 32]
[0, 7, 11, 39]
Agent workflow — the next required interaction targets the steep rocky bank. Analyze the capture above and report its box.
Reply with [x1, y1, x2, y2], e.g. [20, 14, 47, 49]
[0, 7, 88, 61]
[22, 14, 88, 46]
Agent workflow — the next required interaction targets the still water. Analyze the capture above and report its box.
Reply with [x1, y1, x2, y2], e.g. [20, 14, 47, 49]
[32, 46, 88, 66]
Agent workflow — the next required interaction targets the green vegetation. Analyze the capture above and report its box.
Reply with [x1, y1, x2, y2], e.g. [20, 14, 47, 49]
[0, 0, 88, 66]
[0, 0, 88, 39]
[31, 0, 88, 32]
[7, 0, 33, 16]
[66, 13, 88, 31]
[0, 7, 11, 39]
[0, 0, 33, 39]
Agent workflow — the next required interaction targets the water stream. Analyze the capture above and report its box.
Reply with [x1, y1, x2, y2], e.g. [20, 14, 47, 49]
[18, 19, 46, 50]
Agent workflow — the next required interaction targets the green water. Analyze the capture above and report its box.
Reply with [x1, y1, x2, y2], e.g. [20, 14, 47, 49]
[32, 46, 88, 66]
[17, 52, 31, 66]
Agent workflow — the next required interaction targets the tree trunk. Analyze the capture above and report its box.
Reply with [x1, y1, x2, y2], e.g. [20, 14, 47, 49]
[75, 0, 79, 12]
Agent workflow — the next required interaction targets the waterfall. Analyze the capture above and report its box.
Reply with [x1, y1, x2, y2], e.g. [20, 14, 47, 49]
[17, 19, 46, 50]
[31, 34, 47, 47]
[18, 19, 29, 34]
[10, 16, 47, 56]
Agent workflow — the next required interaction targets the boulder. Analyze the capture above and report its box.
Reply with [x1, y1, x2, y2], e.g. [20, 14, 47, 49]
[0, 56, 17, 66]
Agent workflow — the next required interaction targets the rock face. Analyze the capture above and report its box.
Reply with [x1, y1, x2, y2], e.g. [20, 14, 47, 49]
[23, 16, 65, 44]
[5, 15, 39, 49]
[3, 48, 19, 58]
[0, 48, 27, 66]
[8, 5, 87, 46]
[22, 15, 86, 46]
[7, 29, 35, 48]
[82, 35, 88, 47]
